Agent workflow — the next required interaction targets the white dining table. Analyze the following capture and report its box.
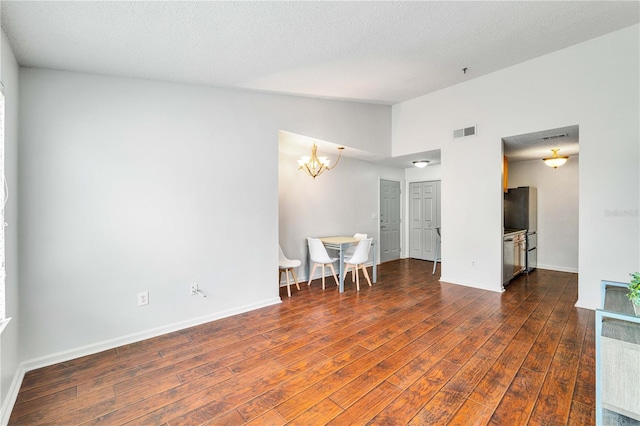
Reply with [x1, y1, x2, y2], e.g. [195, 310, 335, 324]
[306, 236, 377, 293]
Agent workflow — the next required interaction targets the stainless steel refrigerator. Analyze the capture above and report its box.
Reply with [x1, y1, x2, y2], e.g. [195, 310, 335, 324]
[504, 186, 537, 273]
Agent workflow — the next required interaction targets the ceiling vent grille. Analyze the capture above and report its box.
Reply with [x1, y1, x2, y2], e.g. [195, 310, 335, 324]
[542, 133, 568, 140]
[453, 125, 476, 139]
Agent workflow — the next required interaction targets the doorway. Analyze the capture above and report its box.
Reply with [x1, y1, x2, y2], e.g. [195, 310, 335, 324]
[502, 125, 579, 275]
[409, 181, 441, 261]
[380, 179, 400, 263]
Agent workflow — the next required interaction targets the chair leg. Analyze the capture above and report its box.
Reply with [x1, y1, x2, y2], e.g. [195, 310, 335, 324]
[321, 264, 326, 289]
[355, 266, 360, 291]
[309, 263, 318, 286]
[329, 263, 339, 286]
[433, 238, 440, 275]
[286, 269, 291, 297]
[343, 264, 352, 280]
[361, 264, 372, 287]
[290, 268, 300, 290]
[344, 263, 357, 289]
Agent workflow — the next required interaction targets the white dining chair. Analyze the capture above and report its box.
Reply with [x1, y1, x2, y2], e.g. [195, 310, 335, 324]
[307, 237, 339, 290]
[279, 245, 301, 297]
[343, 238, 373, 291]
[344, 233, 368, 258]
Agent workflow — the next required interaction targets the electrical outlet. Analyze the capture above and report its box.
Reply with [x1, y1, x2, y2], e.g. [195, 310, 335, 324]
[471, 260, 477, 268]
[190, 283, 198, 296]
[138, 291, 149, 306]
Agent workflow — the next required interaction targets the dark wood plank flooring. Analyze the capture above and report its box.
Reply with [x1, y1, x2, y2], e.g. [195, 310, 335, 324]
[9, 259, 594, 425]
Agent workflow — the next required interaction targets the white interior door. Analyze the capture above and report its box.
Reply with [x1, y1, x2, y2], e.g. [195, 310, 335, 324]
[422, 182, 436, 260]
[409, 181, 439, 261]
[409, 183, 424, 260]
[380, 179, 400, 263]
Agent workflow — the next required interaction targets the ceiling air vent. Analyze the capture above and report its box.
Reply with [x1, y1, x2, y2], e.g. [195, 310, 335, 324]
[542, 133, 568, 140]
[453, 125, 476, 139]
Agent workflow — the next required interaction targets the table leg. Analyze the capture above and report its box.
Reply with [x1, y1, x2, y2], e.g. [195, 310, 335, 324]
[373, 241, 377, 283]
[339, 244, 345, 292]
[306, 240, 310, 283]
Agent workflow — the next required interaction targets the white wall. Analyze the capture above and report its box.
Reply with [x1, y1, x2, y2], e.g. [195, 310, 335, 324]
[278, 140, 404, 278]
[405, 163, 442, 183]
[508, 157, 579, 273]
[17, 68, 391, 367]
[0, 29, 20, 420]
[392, 24, 640, 307]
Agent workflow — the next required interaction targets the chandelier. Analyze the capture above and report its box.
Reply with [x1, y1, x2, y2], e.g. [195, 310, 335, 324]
[542, 148, 569, 169]
[297, 143, 344, 179]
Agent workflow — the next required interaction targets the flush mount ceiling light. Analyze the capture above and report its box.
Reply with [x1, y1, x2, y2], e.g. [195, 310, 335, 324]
[542, 148, 569, 169]
[297, 143, 344, 179]
[413, 160, 430, 168]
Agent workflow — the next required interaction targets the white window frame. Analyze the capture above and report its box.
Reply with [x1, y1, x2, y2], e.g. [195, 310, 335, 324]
[0, 82, 10, 334]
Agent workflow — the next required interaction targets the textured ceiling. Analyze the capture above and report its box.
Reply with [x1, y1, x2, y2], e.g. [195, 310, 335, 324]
[2, 1, 639, 106]
[503, 125, 579, 163]
[1, 1, 638, 166]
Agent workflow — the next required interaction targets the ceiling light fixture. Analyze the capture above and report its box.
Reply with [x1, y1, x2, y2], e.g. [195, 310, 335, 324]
[298, 143, 344, 179]
[542, 148, 569, 169]
[413, 160, 430, 168]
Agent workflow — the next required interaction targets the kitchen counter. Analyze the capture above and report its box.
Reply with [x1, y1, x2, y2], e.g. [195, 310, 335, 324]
[504, 228, 526, 237]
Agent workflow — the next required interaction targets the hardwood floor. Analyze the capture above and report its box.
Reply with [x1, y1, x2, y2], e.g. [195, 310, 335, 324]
[9, 259, 594, 425]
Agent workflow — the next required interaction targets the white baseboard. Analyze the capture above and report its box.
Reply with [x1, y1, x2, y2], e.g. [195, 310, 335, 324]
[574, 299, 596, 310]
[1, 363, 26, 426]
[536, 264, 579, 273]
[0, 297, 281, 424]
[439, 276, 504, 293]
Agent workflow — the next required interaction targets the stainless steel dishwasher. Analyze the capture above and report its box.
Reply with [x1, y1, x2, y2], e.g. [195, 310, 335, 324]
[503, 230, 526, 286]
